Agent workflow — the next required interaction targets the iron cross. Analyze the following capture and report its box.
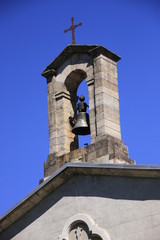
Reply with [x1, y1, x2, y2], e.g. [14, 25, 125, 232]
[64, 17, 82, 44]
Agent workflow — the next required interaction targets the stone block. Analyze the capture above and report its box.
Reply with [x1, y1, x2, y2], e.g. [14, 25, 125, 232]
[95, 93, 120, 111]
[103, 119, 121, 132]
[96, 147, 109, 158]
[95, 86, 119, 99]
[86, 150, 96, 162]
[97, 125, 121, 140]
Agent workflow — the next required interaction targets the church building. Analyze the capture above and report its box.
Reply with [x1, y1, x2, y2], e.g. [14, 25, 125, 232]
[0, 43, 160, 240]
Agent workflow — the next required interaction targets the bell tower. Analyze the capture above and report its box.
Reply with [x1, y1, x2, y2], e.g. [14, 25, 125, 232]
[42, 45, 134, 178]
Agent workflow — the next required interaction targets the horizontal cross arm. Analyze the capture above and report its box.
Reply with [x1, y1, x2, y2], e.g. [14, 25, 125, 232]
[64, 27, 72, 33]
[75, 22, 82, 28]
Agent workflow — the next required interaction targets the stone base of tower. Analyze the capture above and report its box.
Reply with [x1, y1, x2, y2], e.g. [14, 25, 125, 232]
[43, 134, 134, 179]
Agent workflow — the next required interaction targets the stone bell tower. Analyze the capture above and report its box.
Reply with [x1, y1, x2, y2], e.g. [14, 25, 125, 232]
[42, 45, 134, 178]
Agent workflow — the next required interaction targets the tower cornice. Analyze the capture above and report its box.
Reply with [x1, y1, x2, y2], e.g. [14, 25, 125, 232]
[41, 44, 121, 77]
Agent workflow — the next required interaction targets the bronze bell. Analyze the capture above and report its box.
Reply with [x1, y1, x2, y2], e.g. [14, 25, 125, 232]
[70, 95, 90, 135]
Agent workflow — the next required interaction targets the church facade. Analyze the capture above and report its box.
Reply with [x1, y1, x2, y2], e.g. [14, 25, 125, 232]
[0, 45, 160, 240]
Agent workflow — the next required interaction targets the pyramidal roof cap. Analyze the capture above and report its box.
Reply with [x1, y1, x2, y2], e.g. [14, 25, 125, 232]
[42, 44, 121, 77]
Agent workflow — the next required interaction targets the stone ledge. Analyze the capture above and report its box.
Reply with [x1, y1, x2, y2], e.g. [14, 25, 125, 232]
[44, 134, 134, 178]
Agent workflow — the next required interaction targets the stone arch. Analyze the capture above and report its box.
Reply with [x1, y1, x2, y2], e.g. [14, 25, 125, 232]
[59, 213, 111, 240]
[56, 53, 94, 87]
[64, 69, 88, 117]
[65, 69, 87, 95]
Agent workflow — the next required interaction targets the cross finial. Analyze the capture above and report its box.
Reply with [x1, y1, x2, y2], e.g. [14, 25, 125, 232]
[64, 17, 82, 44]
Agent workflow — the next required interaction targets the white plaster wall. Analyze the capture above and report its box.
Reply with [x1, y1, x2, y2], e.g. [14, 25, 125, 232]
[1, 175, 160, 240]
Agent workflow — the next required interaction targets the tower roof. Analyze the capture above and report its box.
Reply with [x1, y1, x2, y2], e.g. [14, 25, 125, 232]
[42, 44, 121, 77]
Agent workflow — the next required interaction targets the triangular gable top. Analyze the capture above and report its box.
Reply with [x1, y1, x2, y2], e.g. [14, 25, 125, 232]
[1, 163, 160, 233]
[41, 45, 121, 77]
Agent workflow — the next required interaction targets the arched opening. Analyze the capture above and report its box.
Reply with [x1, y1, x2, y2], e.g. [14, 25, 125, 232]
[69, 221, 102, 240]
[59, 213, 111, 240]
[65, 69, 91, 149]
[69, 221, 89, 240]
[77, 80, 91, 148]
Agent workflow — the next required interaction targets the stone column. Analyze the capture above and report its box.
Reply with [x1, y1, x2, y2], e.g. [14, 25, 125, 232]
[86, 78, 96, 144]
[46, 74, 78, 157]
[93, 54, 121, 140]
[46, 75, 58, 155]
[54, 91, 78, 156]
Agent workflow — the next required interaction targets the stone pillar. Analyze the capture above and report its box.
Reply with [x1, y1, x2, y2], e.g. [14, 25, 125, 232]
[46, 74, 57, 155]
[46, 73, 78, 157]
[93, 54, 121, 140]
[86, 78, 96, 144]
[54, 91, 78, 156]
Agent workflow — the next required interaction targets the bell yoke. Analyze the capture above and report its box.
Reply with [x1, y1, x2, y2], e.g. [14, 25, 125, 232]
[69, 95, 90, 136]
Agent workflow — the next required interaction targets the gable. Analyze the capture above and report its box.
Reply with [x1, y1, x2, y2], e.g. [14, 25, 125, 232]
[1, 169, 160, 240]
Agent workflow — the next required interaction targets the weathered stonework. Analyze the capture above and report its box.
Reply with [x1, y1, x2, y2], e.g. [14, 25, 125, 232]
[44, 134, 133, 178]
[41, 45, 133, 177]
[93, 55, 121, 140]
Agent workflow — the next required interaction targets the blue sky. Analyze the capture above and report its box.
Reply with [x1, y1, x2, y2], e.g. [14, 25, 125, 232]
[0, 0, 160, 216]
